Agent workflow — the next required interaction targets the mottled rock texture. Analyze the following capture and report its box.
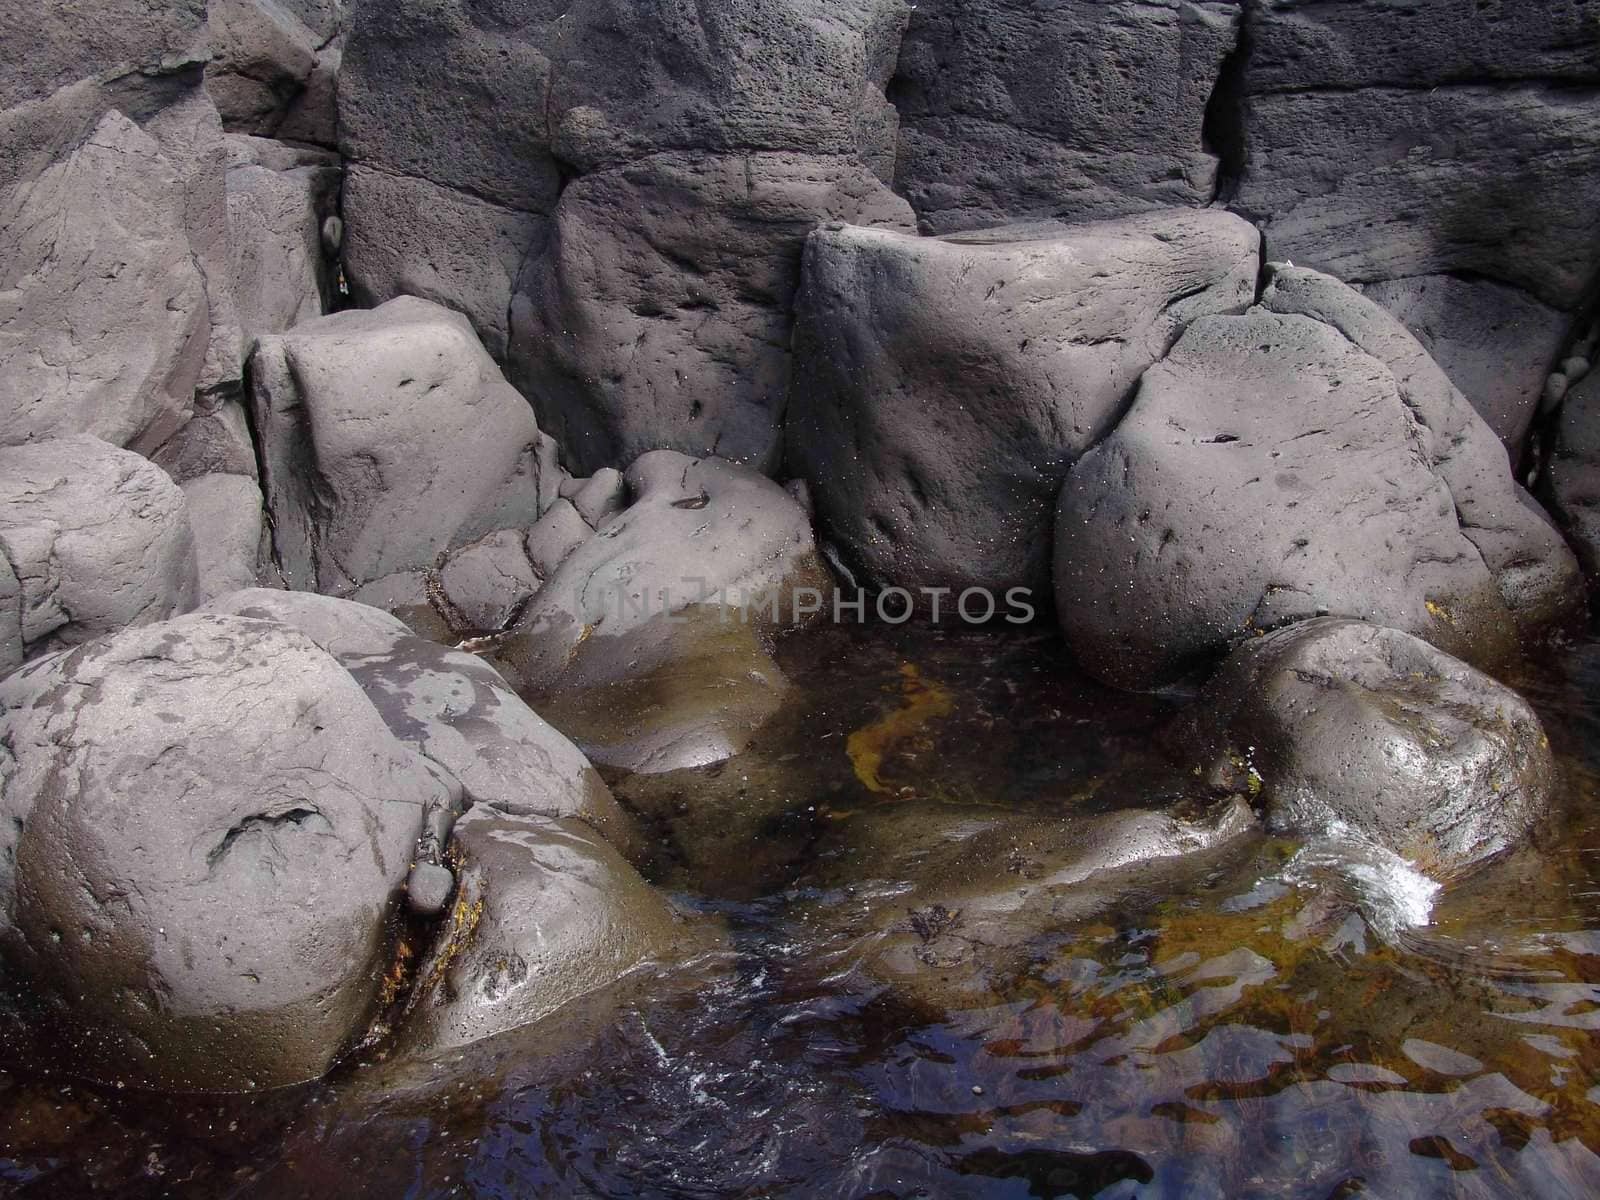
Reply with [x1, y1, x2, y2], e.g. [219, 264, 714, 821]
[0, 437, 198, 674]
[0, 612, 440, 1090]
[786, 209, 1260, 598]
[1055, 267, 1580, 691]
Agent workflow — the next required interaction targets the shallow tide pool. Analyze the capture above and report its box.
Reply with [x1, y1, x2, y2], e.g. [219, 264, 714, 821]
[5, 622, 1600, 1199]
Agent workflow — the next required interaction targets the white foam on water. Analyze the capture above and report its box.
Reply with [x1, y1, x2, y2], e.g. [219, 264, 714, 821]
[1280, 819, 1441, 937]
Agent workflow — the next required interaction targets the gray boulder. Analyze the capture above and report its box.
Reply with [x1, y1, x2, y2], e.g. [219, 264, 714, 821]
[1180, 617, 1556, 879]
[0, 109, 210, 453]
[890, 0, 1242, 233]
[1260, 266, 1582, 634]
[497, 452, 831, 772]
[0, 611, 441, 1090]
[0, 437, 198, 673]
[434, 530, 540, 636]
[1234, 2, 1600, 311]
[180, 473, 267, 603]
[785, 209, 1260, 597]
[225, 134, 342, 345]
[204, 589, 642, 859]
[1055, 307, 1514, 690]
[1361, 274, 1569, 457]
[203, 0, 321, 136]
[1547, 370, 1600, 586]
[391, 808, 685, 1056]
[249, 296, 567, 599]
[500, 451, 829, 692]
[510, 150, 913, 473]
[151, 398, 260, 483]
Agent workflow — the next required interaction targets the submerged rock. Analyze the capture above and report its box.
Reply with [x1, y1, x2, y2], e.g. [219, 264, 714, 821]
[0, 436, 198, 674]
[800, 795, 1258, 1010]
[496, 452, 831, 773]
[1180, 618, 1556, 880]
[786, 209, 1259, 597]
[391, 808, 688, 1057]
[0, 612, 442, 1091]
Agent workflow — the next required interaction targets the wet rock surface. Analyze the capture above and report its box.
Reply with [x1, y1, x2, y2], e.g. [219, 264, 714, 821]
[391, 808, 688, 1058]
[786, 209, 1259, 597]
[494, 451, 830, 773]
[1179, 617, 1557, 880]
[0, 611, 441, 1091]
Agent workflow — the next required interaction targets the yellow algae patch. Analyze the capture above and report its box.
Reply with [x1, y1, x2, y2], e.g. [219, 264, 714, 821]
[847, 663, 954, 793]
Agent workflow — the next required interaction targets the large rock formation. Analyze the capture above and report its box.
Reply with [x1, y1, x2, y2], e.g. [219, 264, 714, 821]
[511, 151, 914, 472]
[1180, 618, 1556, 880]
[889, 0, 1242, 233]
[0, 437, 198, 674]
[249, 296, 567, 600]
[785, 209, 1260, 598]
[1054, 267, 1580, 691]
[0, 612, 442, 1091]
[339, 0, 914, 471]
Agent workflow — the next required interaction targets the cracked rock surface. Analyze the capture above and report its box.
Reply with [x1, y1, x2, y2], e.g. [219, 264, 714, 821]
[250, 296, 567, 600]
[1053, 267, 1577, 690]
[0, 611, 442, 1091]
[785, 209, 1260, 598]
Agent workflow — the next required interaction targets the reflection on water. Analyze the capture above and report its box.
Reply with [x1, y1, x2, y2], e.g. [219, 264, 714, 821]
[5, 625, 1600, 1198]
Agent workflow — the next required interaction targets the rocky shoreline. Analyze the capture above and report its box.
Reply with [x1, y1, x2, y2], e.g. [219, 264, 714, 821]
[1, 0, 1598, 1098]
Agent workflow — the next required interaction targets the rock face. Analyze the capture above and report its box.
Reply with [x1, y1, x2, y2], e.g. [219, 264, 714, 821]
[205, 589, 642, 858]
[1181, 618, 1556, 879]
[0, 612, 441, 1091]
[250, 296, 567, 599]
[785, 209, 1260, 597]
[341, 165, 543, 361]
[1361, 275, 1569, 457]
[511, 151, 914, 473]
[1259, 266, 1582, 634]
[1234, 0, 1600, 313]
[1547, 368, 1600, 585]
[224, 134, 341, 346]
[1054, 267, 1581, 691]
[889, 0, 1242, 233]
[339, 0, 913, 471]
[0, 109, 211, 454]
[495, 451, 830, 772]
[393, 808, 684, 1056]
[0, 437, 198, 674]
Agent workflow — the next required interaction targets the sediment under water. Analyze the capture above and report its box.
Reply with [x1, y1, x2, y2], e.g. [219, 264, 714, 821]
[4, 622, 1600, 1199]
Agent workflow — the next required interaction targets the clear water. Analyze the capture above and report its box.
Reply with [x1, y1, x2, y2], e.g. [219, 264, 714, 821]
[5, 623, 1600, 1199]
